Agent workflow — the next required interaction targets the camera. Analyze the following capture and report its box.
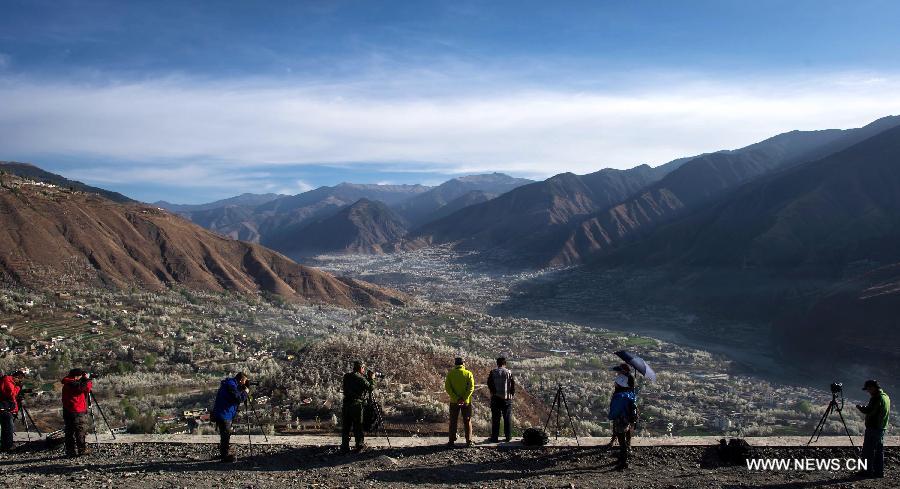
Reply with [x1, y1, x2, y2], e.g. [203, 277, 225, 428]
[246, 381, 260, 387]
[371, 371, 386, 379]
[85, 372, 102, 381]
[830, 382, 843, 394]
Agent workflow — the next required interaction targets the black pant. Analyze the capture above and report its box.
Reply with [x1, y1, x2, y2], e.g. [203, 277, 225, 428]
[0, 411, 13, 451]
[861, 428, 885, 477]
[613, 418, 632, 467]
[215, 419, 233, 458]
[341, 403, 365, 449]
[490, 397, 512, 441]
[63, 411, 89, 456]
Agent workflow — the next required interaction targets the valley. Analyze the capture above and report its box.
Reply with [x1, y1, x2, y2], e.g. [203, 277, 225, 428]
[3, 115, 900, 447]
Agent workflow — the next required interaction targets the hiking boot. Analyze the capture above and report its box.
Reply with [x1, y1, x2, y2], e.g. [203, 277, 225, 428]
[354, 444, 367, 453]
[222, 454, 236, 463]
[339, 445, 351, 454]
[465, 441, 474, 447]
[446, 441, 455, 448]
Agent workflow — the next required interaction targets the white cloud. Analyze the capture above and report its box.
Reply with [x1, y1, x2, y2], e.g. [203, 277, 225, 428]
[1, 72, 900, 182]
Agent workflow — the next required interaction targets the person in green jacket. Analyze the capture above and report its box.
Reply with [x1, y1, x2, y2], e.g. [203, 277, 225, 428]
[445, 357, 475, 447]
[341, 360, 375, 453]
[856, 379, 890, 478]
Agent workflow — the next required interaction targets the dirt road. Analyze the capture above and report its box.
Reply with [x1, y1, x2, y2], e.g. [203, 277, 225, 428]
[0, 443, 894, 488]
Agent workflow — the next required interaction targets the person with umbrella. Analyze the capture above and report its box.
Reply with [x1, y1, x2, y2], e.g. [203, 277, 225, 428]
[608, 351, 656, 471]
[606, 363, 636, 449]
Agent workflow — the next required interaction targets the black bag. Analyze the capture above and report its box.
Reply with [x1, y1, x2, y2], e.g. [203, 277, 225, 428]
[718, 438, 753, 465]
[522, 427, 550, 446]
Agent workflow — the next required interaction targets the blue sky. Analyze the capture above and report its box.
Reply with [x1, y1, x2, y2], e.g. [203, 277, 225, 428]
[1, 0, 899, 203]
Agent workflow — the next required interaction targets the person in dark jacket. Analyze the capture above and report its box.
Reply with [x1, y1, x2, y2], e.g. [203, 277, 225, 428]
[212, 372, 249, 462]
[0, 369, 26, 452]
[341, 361, 375, 453]
[608, 364, 637, 470]
[61, 369, 93, 457]
[856, 379, 891, 478]
[487, 357, 515, 443]
[607, 364, 635, 449]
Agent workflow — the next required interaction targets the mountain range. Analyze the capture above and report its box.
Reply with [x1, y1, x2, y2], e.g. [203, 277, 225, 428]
[407, 116, 900, 267]
[160, 173, 533, 257]
[7, 114, 900, 382]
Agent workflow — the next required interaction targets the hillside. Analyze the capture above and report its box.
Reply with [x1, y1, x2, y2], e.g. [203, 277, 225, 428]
[0, 161, 134, 203]
[0, 174, 403, 307]
[425, 190, 495, 224]
[546, 115, 900, 266]
[186, 205, 262, 242]
[611, 123, 900, 270]
[155, 193, 286, 214]
[785, 263, 900, 378]
[267, 199, 408, 256]
[393, 173, 532, 227]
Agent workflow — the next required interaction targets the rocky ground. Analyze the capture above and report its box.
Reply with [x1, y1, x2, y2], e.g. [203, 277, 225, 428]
[0, 443, 895, 488]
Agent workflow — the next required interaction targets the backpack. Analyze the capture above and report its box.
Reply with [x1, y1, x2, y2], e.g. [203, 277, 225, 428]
[522, 427, 550, 446]
[718, 438, 753, 465]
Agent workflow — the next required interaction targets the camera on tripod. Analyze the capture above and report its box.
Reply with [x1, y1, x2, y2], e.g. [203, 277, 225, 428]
[830, 382, 843, 394]
[371, 371, 386, 379]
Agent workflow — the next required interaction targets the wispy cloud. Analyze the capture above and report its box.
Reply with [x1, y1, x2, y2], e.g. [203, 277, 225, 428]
[1, 71, 900, 188]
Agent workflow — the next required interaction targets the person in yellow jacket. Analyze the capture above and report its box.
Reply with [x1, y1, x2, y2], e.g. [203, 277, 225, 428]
[445, 357, 475, 447]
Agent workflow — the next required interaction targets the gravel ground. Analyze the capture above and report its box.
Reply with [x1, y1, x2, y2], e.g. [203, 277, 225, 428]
[0, 443, 895, 488]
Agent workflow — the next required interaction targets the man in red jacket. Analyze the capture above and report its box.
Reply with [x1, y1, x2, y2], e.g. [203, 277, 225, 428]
[61, 368, 93, 457]
[0, 369, 27, 452]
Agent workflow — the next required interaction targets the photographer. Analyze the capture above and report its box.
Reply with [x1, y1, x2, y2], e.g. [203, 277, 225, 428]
[61, 369, 93, 457]
[856, 380, 891, 479]
[212, 372, 249, 463]
[0, 369, 27, 452]
[341, 361, 375, 453]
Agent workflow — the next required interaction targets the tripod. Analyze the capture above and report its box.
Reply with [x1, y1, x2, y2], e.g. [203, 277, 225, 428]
[367, 391, 391, 448]
[807, 390, 856, 450]
[543, 384, 580, 446]
[18, 398, 44, 441]
[242, 396, 269, 458]
[87, 391, 117, 449]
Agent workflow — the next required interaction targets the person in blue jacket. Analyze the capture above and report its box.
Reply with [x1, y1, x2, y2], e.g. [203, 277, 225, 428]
[212, 372, 249, 462]
[608, 365, 638, 471]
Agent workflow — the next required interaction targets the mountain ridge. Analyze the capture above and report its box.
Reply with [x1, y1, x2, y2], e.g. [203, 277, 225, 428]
[0, 173, 404, 307]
